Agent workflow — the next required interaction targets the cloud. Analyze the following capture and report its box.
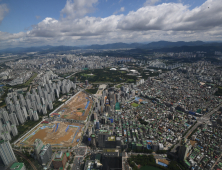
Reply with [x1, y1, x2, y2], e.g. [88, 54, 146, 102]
[0, 4, 9, 24]
[118, 0, 222, 31]
[113, 7, 125, 15]
[60, 0, 98, 19]
[1, 0, 222, 49]
[35, 15, 41, 20]
[144, 0, 161, 6]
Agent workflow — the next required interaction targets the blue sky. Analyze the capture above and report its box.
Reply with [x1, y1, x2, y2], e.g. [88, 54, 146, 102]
[0, 0, 206, 33]
[0, 0, 221, 49]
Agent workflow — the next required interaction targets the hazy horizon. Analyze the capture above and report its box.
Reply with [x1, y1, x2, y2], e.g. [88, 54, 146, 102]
[0, 0, 222, 50]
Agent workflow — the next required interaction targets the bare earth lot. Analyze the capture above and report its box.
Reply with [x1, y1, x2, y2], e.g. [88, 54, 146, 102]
[58, 91, 93, 121]
[17, 121, 83, 147]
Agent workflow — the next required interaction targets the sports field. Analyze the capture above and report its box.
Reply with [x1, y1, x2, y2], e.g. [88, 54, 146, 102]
[17, 121, 83, 147]
[57, 91, 93, 121]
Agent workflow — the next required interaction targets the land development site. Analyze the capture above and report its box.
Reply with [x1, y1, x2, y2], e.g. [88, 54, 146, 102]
[58, 91, 93, 121]
[15, 91, 93, 147]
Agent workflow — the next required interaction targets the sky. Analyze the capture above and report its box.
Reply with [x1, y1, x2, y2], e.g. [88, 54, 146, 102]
[0, 0, 221, 49]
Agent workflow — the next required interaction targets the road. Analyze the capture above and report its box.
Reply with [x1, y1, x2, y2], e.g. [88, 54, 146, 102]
[72, 157, 83, 170]
[171, 103, 222, 153]
[46, 152, 55, 169]
[72, 146, 88, 170]
[65, 72, 77, 79]
[211, 153, 222, 170]
[13, 149, 37, 170]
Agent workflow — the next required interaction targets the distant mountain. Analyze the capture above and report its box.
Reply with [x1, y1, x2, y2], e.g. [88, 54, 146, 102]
[42, 46, 81, 52]
[152, 44, 222, 53]
[139, 41, 206, 49]
[1, 41, 222, 54]
[0, 45, 53, 54]
[86, 42, 143, 49]
[0, 45, 80, 54]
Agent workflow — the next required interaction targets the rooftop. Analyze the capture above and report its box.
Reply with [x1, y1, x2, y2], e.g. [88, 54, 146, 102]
[107, 136, 115, 141]
[10, 162, 24, 170]
[0, 140, 5, 144]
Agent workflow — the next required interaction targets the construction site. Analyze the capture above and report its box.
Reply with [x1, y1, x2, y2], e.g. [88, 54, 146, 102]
[57, 91, 93, 121]
[16, 121, 84, 147]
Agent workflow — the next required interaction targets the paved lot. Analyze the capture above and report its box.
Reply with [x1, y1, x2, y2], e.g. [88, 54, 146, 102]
[74, 147, 87, 156]
[72, 157, 83, 170]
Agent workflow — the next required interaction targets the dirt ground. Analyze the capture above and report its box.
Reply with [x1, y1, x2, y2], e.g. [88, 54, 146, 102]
[18, 121, 83, 147]
[158, 159, 169, 165]
[190, 140, 197, 147]
[58, 91, 93, 121]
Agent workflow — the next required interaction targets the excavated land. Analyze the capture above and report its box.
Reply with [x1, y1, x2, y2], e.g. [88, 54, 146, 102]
[17, 121, 83, 147]
[58, 91, 93, 121]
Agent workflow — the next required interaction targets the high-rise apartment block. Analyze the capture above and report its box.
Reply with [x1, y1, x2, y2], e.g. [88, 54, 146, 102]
[0, 140, 17, 167]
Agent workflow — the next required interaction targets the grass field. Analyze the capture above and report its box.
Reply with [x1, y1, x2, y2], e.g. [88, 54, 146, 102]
[116, 84, 123, 88]
[24, 72, 38, 86]
[72, 68, 137, 84]
[131, 102, 139, 107]
[85, 88, 98, 94]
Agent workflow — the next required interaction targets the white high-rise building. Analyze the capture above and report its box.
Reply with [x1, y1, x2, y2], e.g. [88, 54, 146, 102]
[7, 103, 15, 113]
[42, 105, 47, 115]
[48, 102, 53, 110]
[30, 94, 35, 103]
[62, 86, 66, 94]
[19, 94, 26, 107]
[41, 97, 45, 105]
[21, 107, 28, 120]
[4, 122, 11, 132]
[12, 96, 17, 104]
[0, 121, 3, 132]
[9, 113, 19, 126]
[1, 110, 9, 123]
[37, 86, 43, 98]
[33, 111, 39, 121]
[26, 98, 32, 110]
[5, 97, 10, 105]
[31, 101, 37, 111]
[2, 131, 11, 141]
[10, 125, 18, 137]
[28, 109, 34, 120]
[35, 95, 41, 105]
[55, 89, 59, 98]
[0, 140, 17, 166]
[15, 106, 25, 124]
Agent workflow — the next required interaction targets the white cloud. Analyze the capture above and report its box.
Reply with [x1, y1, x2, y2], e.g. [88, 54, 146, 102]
[0, 4, 9, 24]
[0, 0, 222, 49]
[60, 0, 98, 19]
[118, 0, 222, 31]
[144, 0, 161, 6]
[113, 7, 125, 15]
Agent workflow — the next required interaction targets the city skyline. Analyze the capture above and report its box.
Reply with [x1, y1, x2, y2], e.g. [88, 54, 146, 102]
[0, 0, 221, 49]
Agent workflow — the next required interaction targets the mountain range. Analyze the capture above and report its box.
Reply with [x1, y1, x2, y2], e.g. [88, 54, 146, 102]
[1, 41, 222, 54]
